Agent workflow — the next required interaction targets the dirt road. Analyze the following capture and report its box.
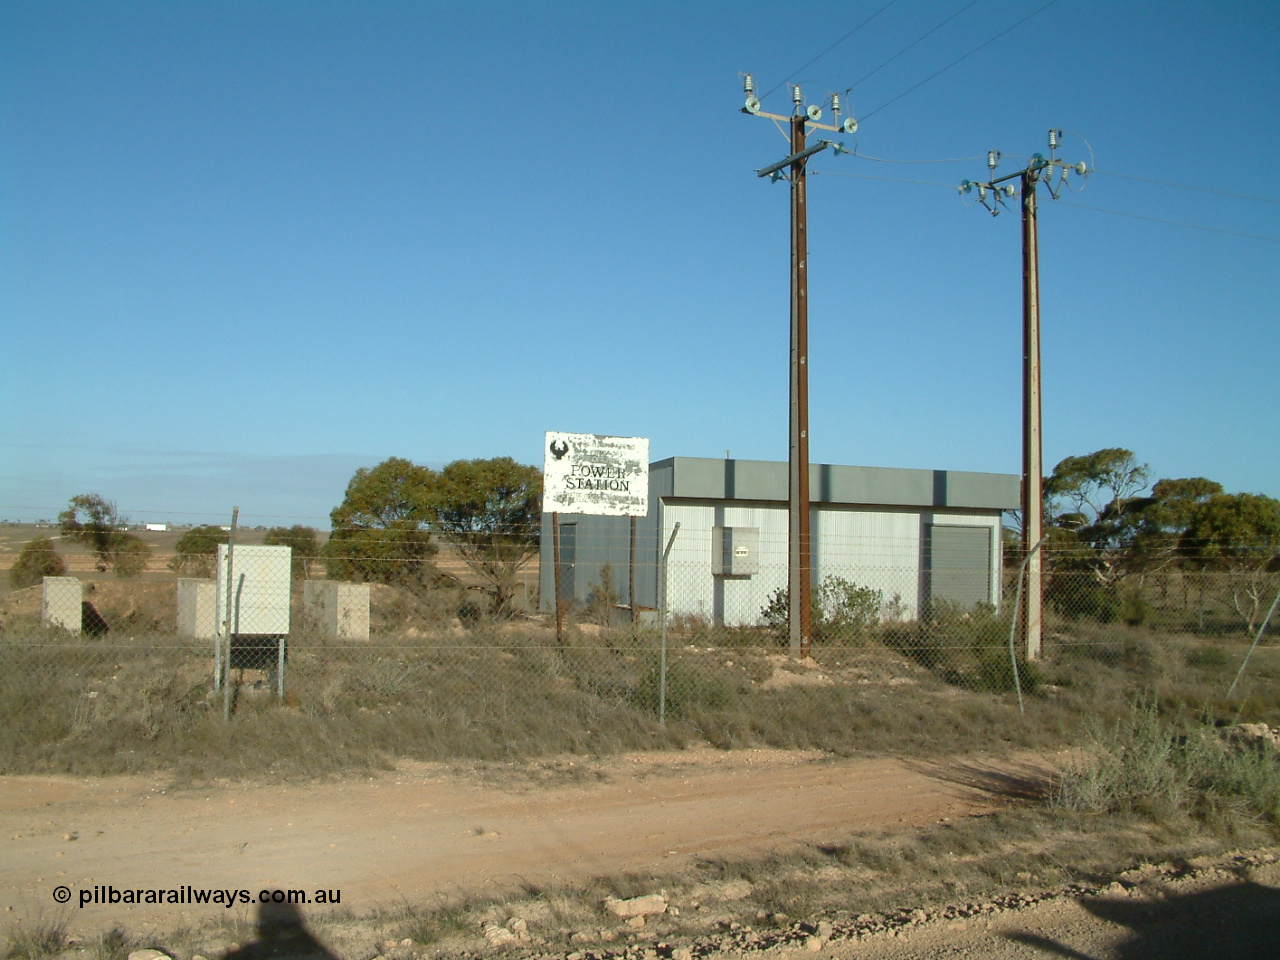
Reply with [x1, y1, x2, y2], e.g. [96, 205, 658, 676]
[1, 748, 1023, 936]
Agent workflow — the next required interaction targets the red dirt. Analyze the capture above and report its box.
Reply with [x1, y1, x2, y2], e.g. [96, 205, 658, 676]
[0, 748, 1045, 936]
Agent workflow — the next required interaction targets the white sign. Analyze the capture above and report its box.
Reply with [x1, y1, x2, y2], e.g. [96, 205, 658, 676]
[543, 432, 650, 517]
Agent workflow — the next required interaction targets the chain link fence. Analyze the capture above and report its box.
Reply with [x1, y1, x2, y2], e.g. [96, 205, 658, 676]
[1, 526, 1277, 774]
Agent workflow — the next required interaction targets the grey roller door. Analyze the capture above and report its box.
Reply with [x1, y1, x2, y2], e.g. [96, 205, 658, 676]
[929, 525, 992, 609]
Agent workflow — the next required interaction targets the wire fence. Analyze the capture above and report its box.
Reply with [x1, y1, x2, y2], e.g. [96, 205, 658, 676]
[1, 528, 1277, 772]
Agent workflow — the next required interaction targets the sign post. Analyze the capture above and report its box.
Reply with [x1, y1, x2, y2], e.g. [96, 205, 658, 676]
[543, 432, 650, 636]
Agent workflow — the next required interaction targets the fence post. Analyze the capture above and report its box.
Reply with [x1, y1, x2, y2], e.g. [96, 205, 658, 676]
[553, 512, 564, 645]
[658, 522, 680, 724]
[276, 635, 286, 700]
[629, 516, 638, 626]
[222, 507, 238, 722]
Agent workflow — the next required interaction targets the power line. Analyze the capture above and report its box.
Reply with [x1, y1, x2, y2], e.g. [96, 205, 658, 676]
[840, 0, 983, 94]
[861, 0, 1060, 122]
[810, 170, 955, 188]
[1056, 198, 1280, 243]
[851, 148, 986, 164]
[759, 0, 898, 104]
[1094, 170, 1280, 206]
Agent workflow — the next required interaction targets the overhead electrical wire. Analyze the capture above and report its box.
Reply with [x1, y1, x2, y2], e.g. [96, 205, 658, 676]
[813, 172, 1280, 241]
[850, 147, 986, 163]
[758, 0, 898, 104]
[1093, 171, 1280, 206]
[860, 0, 1060, 122]
[811, 170, 955, 188]
[1055, 199, 1280, 243]
[839, 0, 983, 96]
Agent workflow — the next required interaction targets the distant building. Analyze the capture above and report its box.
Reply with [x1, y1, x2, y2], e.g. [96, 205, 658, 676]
[144, 523, 170, 532]
[539, 456, 1020, 626]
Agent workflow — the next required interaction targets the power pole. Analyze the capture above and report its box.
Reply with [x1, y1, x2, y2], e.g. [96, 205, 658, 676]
[961, 132, 1088, 661]
[741, 76, 855, 659]
[1020, 169, 1043, 662]
[787, 105, 814, 660]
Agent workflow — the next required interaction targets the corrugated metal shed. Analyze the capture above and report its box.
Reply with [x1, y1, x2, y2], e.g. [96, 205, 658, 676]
[539, 457, 1019, 626]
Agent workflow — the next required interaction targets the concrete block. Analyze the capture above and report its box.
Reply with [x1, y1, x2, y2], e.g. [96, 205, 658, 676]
[177, 578, 218, 639]
[304, 581, 370, 641]
[42, 577, 82, 633]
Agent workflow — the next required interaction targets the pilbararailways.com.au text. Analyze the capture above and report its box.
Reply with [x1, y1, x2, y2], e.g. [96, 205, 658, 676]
[60, 885, 341, 909]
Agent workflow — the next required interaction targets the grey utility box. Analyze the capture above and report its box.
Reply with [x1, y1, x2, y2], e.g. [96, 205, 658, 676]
[304, 581, 371, 641]
[42, 576, 82, 633]
[216, 544, 291, 670]
[712, 526, 759, 577]
[215, 545, 291, 636]
[177, 578, 218, 639]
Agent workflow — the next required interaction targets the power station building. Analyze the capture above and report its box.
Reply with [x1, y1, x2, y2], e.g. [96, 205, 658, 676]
[539, 456, 1020, 626]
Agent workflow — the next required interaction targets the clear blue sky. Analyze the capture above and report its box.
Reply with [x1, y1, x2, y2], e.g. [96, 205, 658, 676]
[3, 0, 1277, 527]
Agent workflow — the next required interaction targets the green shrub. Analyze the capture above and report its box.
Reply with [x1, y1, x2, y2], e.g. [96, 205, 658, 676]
[263, 525, 320, 578]
[631, 656, 738, 719]
[818, 576, 882, 644]
[1047, 575, 1119, 622]
[169, 525, 229, 577]
[1053, 699, 1280, 829]
[8, 537, 66, 588]
[760, 576, 883, 645]
[584, 562, 620, 625]
[1185, 645, 1229, 669]
[111, 534, 150, 578]
[974, 645, 1043, 694]
[1120, 589, 1152, 626]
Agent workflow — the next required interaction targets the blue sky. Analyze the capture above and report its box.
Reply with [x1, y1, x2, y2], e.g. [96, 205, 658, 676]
[3, 0, 1277, 527]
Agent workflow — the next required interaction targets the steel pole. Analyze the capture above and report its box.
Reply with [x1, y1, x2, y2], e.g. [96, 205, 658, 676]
[552, 512, 564, 645]
[629, 515, 637, 626]
[788, 115, 814, 658]
[1020, 172, 1044, 661]
[222, 506, 238, 722]
[658, 522, 681, 725]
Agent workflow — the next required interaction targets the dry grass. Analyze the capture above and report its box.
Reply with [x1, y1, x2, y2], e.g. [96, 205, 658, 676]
[2, 914, 67, 960]
[0, 571, 1276, 780]
[0, 614, 1275, 780]
[1053, 700, 1280, 834]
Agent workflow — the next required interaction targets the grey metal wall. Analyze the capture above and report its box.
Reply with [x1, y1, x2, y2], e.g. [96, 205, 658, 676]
[538, 458, 1017, 621]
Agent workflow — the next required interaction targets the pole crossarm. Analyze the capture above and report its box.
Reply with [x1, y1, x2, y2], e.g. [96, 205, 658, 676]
[756, 140, 834, 179]
[959, 136, 1089, 216]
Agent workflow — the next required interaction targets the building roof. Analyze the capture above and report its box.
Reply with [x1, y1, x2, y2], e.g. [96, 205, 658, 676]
[650, 457, 1019, 511]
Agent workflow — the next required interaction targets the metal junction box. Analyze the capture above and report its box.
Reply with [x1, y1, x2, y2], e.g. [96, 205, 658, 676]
[215, 544, 291, 636]
[712, 526, 759, 577]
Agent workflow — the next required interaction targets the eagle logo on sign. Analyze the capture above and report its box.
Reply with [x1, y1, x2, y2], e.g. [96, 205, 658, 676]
[549, 439, 570, 461]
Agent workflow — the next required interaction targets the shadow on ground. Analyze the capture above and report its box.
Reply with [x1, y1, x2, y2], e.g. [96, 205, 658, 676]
[1006, 867, 1280, 959]
[905, 756, 1056, 803]
[222, 900, 337, 960]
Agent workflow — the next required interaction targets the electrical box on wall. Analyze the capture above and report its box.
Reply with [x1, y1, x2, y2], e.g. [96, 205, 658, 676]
[712, 526, 759, 577]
